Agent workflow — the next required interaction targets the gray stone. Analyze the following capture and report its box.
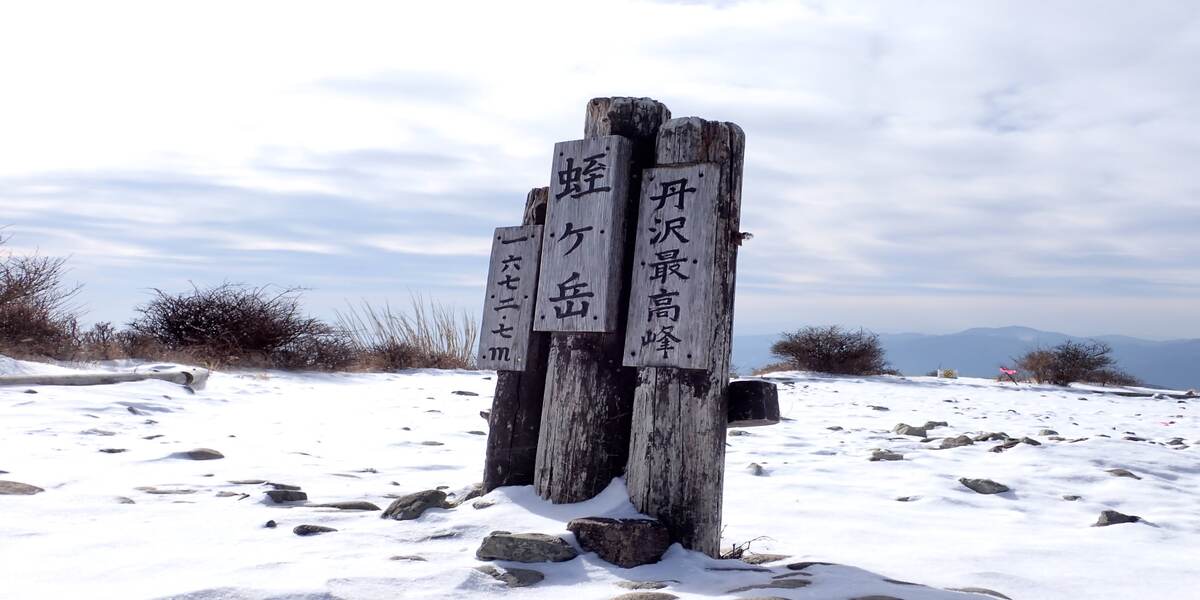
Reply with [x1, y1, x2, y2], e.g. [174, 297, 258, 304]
[293, 524, 337, 536]
[1106, 468, 1142, 480]
[229, 479, 267, 485]
[728, 429, 752, 436]
[726, 577, 811, 593]
[868, 405, 889, 411]
[448, 483, 485, 507]
[746, 462, 765, 476]
[1038, 429, 1059, 436]
[616, 581, 669, 590]
[1168, 437, 1186, 445]
[611, 594, 678, 600]
[741, 553, 790, 565]
[786, 561, 836, 570]
[892, 423, 928, 437]
[381, 490, 447, 520]
[265, 490, 308, 503]
[923, 420, 948, 429]
[421, 441, 444, 446]
[896, 496, 919, 502]
[476, 531, 578, 563]
[99, 448, 128, 454]
[115, 496, 136, 504]
[474, 565, 544, 588]
[1062, 495, 1082, 501]
[314, 501, 380, 511]
[170, 448, 224, 460]
[567, 517, 671, 568]
[959, 478, 1009, 494]
[939, 435, 975, 449]
[389, 555, 427, 561]
[1094, 510, 1141, 527]
[472, 499, 496, 509]
[136, 486, 195, 495]
[870, 449, 904, 461]
[826, 425, 844, 431]
[973, 432, 1010, 442]
[452, 390, 479, 396]
[947, 587, 1013, 599]
[0, 481, 44, 495]
[268, 482, 301, 491]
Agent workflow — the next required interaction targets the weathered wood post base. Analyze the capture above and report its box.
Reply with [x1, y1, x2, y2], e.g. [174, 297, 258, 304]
[626, 117, 745, 556]
[483, 188, 550, 492]
[533, 97, 671, 503]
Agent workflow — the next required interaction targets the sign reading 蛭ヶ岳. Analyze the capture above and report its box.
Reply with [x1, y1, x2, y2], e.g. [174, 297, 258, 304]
[623, 163, 720, 369]
[478, 224, 543, 370]
[534, 135, 633, 333]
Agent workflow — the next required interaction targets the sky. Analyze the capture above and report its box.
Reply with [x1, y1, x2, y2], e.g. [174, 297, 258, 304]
[2, 0, 1198, 340]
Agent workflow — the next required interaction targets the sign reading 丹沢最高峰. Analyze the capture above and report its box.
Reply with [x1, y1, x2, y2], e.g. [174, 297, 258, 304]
[478, 224, 543, 370]
[623, 163, 720, 370]
[534, 135, 633, 333]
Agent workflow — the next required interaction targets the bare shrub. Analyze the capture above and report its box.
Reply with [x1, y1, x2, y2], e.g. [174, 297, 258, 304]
[1016, 340, 1124, 386]
[337, 296, 478, 370]
[128, 283, 351, 370]
[769, 325, 890, 376]
[751, 361, 795, 376]
[0, 232, 82, 358]
[1083, 367, 1143, 387]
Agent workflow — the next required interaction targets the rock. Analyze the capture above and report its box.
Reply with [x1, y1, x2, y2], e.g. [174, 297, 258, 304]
[869, 449, 904, 461]
[293, 524, 337, 536]
[1168, 437, 1186, 446]
[82, 428, 117, 436]
[265, 520, 277, 528]
[959, 478, 1009, 494]
[99, 448, 127, 454]
[947, 586, 1013, 599]
[1047, 435, 1066, 441]
[746, 462, 765, 476]
[892, 423, 928, 437]
[826, 425, 844, 431]
[973, 432, 1010, 442]
[467, 430, 486, 435]
[786, 561, 836, 570]
[421, 441, 444, 446]
[616, 581, 669, 590]
[389, 555, 427, 561]
[1038, 429, 1059, 436]
[1094, 510, 1141, 526]
[472, 499, 496, 509]
[381, 490, 447, 520]
[136, 486, 195, 495]
[314, 501, 380, 511]
[215, 491, 243, 498]
[476, 531, 578, 563]
[143, 435, 164, 440]
[567, 517, 671, 568]
[268, 482, 301, 491]
[170, 448, 224, 460]
[1062, 495, 1082, 501]
[939, 435, 974, 449]
[923, 420, 948, 429]
[229, 479, 267, 485]
[868, 405, 889, 411]
[895, 496, 919, 502]
[742, 553, 790, 565]
[726, 577, 811, 593]
[480, 410, 490, 420]
[1, 481, 46, 495]
[611, 593, 678, 600]
[1019, 436, 1041, 446]
[1106, 468, 1142, 480]
[728, 429, 751, 436]
[474, 565, 544, 588]
[265, 490, 308, 503]
[115, 496, 136, 504]
[452, 390, 479, 396]
[447, 482, 485, 507]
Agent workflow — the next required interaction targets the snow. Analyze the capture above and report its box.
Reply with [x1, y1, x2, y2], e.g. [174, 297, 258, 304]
[1, 359, 1196, 600]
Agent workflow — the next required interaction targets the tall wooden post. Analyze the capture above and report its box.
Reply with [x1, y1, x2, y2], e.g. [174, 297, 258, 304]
[625, 117, 745, 557]
[483, 188, 550, 491]
[533, 97, 671, 503]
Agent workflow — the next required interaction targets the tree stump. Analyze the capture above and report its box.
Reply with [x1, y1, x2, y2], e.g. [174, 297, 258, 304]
[625, 117, 745, 556]
[533, 97, 671, 503]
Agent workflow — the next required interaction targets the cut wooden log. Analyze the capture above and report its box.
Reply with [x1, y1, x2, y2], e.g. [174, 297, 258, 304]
[727, 380, 780, 428]
[626, 116, 745, 557]
[483, 187, 552, 492]
[0, 367, 210, 390]
[533, 97, 671, 503]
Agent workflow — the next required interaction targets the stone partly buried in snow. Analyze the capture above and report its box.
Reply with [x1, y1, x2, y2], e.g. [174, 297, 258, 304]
[939, 435, 975, 449]
[869, 449, 904, 461]
[1105, 468, 1142, 480]
[959, 478, 1010, 494]
[265, 490, 308, 503]
[567, 517, 671, 568]
[611, 593, 678, 600]
[891, 423, 928, 437]
[474, 565, 545, 588]
[313, 501, 380, 511]
[381, 490, 448, 520]
[1094, 510, 1141, 527]
[725, 576, 811, 593]
[0, 480, 44, 495]
[169, 448, 225, 460]
[293, 524, 337, 536]
[476, 531, 579, 563]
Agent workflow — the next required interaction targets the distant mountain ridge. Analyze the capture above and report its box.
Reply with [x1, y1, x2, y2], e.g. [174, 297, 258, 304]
[732, 326, 1200, 389]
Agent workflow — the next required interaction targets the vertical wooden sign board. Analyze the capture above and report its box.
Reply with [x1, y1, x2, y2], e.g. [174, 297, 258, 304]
[478, 225, 543, 370]
[623, 164, 720, 370]
[534, 136, 633, 333]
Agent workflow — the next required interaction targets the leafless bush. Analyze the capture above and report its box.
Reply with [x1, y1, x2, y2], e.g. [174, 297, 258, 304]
[769, 325, 891, 376]
[1083, 367, 1143, 387]
[1016, 340, 1125, 386]
[0, 232, 82, 358]
[337, 296, 478, 370]
[128, 283, 353, 370]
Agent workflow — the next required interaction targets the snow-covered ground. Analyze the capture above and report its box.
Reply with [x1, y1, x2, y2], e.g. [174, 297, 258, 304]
[1, 356, 1196, 600]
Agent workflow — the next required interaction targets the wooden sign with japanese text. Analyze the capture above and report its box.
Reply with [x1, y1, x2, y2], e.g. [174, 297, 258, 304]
[534, 135, 633, 333]
[478, 225, 543, 370]
[623, 163, 719, 369]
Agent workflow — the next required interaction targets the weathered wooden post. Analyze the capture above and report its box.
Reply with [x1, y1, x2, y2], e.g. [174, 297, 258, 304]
[624, 117, 746, 557]
[533, 98, 671, 503]
[482, 188, 550, 492]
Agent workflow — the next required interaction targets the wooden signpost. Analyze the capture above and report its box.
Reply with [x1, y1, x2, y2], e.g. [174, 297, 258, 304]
[478, 225, 543, 370]
[479, 97, 775, 558]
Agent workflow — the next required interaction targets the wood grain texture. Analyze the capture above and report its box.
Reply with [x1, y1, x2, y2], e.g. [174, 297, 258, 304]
[533, 97, 671, 504]
[623, 163, 720, 369]
[478, 224, 543, 370]
[625, 116, 745, 557]
[534, 136, 633, 333]
[484, 188, 552, 492]
[726, 380, 781, 428]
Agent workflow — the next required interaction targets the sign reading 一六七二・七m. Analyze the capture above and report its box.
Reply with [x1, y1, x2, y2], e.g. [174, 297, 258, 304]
[623, 163, 720, 370]
[533, 135, 633, 333]
[478, 224, 543, 370]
